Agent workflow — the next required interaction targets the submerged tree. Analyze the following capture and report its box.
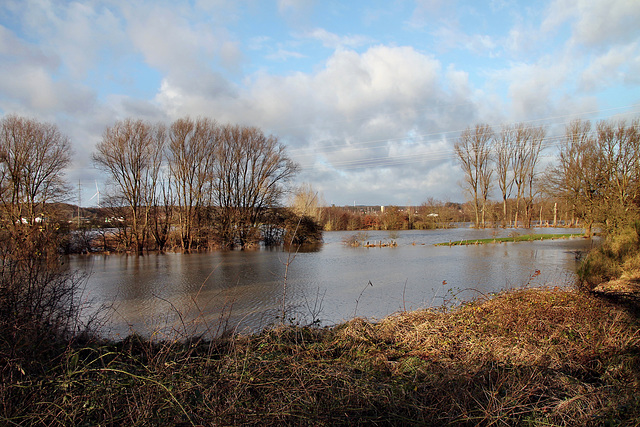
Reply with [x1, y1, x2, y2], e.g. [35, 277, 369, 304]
[168, 117, 218, 251]
[93, 119, 165, 254]
[213, 125, 299, 248]
[495, 125, 517, 226]
[511, 124, 545, 228]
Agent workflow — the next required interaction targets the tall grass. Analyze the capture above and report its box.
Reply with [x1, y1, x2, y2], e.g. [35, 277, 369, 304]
[2, 287, 639, 425]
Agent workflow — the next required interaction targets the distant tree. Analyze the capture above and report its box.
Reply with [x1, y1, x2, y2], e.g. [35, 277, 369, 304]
[289, 183, 322, 220]
[381, 205, 406, 230]
[454, 124, 494, 228]
[282, 210, 323, 245]
[0, 115, 71, 227]
[93, 119, 165, 254]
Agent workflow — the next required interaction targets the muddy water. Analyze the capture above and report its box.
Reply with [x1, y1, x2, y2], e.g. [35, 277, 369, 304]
[70, 228, 595, 338]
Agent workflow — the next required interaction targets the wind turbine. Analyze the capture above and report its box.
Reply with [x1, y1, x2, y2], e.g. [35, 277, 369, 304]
[89, 180, 100, 207]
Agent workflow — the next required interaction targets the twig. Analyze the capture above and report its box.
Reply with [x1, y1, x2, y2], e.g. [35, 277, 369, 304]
[354, 280, 373, 318]
[402, 278, 408, 312]
[280, 191, 318, 323]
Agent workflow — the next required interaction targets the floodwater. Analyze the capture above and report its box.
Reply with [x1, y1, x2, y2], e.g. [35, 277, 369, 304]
[70, 227, 596, 339]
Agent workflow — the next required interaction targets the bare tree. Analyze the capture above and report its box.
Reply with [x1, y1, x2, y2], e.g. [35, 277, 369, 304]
[168, 117, 218, 251]
[289, 183, 322, 220]
[93, 119, 165, 254]
[595, 119, 640, 230]
[148, 169, 173, 252]
[213, 125, 299, 248]
[454, 124, 494, 228]
[495, 125, 517, 226]
[0, 115, 71, 227]
[547, 120, 600, 236]
[511, 124, 545, 228]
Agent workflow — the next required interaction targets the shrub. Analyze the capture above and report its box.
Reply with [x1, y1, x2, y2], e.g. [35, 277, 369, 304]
[0, 226, 95, 377]
[577, 222, 640, 289]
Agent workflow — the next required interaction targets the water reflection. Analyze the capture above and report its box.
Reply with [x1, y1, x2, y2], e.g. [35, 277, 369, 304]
[71, 228, 596, 338]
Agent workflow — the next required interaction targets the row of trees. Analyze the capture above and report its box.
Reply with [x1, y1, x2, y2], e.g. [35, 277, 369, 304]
[92, 117, 305, 252]
[548, 119, 640, 236]
[454, 123, 546, 229]
[454, 118, 640, 234]
[0, 115, 313, 254]
[3, 113, 637, 253]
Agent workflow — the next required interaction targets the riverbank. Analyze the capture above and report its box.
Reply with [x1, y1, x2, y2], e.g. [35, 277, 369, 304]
[3, 286, 639, 425]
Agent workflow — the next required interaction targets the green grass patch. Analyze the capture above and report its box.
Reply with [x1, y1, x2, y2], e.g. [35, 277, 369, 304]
[436, 233, 584, 246]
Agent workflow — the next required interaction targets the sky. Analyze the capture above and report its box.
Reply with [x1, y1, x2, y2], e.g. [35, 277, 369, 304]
[1, 0, 640, 207]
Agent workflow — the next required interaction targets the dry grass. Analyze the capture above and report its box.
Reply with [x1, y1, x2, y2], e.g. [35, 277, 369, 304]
[2, 287, 639, 426]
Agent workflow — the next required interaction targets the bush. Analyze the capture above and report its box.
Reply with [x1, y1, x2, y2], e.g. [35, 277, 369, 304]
[577, 222, 640, 289]
[0, 226, 95, 377]
[284, 214, 323, 245]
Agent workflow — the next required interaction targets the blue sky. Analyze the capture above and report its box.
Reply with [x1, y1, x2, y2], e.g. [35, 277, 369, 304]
[1, 0, 639, 206]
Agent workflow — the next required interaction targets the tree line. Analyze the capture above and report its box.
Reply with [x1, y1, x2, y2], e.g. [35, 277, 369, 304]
[0, 115, 321, 254]
[2, 113, 637, 253]
[454, 117, 640, 235]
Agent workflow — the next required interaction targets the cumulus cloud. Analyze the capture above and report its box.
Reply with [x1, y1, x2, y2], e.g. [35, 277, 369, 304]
[0, 24, 96, 116]
[580, 43, 640, 91]
[543, 0, 640, 49]
[152, 43, 471, 203]
[0, 0, 638, 205]
[9, 0, 125, 79]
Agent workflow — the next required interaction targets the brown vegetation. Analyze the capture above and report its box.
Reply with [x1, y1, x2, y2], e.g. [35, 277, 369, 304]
[1, 287, 638, 425]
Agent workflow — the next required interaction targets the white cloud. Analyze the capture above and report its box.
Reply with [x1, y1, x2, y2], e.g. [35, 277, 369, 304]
[11, 0, 125, 79]
[504, 60, 570, 119]
[580, 43, 640, 91]
[543, 0, 640, 48]
[154, 43, 476, 203]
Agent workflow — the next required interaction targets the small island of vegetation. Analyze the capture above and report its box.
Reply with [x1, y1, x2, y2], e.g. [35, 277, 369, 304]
[436, 232, 585, 246]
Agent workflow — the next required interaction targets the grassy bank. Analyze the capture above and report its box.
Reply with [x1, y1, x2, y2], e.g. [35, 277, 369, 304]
[436, 233, 584, 246]
[2, 287, 639, 426]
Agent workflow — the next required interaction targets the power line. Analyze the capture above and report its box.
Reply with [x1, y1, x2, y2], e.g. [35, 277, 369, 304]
[292, 105, 640, 172]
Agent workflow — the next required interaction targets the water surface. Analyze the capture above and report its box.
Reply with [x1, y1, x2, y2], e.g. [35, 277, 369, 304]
[71, 227, 595, 338]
